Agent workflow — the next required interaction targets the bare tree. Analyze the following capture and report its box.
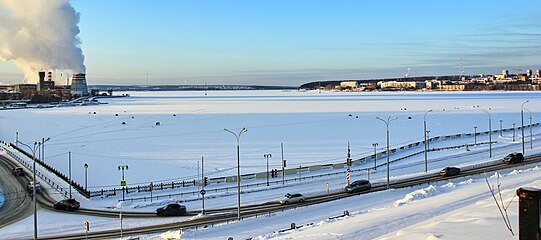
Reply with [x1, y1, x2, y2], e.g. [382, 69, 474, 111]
[484, 172, 515, 236]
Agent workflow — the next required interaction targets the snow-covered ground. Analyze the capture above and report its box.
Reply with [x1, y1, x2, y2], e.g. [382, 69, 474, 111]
[0, 90, 540, 239]
[162, 164, 541, 240]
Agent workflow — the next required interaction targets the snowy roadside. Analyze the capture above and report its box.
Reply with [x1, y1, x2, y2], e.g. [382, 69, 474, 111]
[148, 163, 541, 240]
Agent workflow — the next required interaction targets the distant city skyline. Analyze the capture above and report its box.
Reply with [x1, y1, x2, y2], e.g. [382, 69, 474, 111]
[1, 0, 540, 86]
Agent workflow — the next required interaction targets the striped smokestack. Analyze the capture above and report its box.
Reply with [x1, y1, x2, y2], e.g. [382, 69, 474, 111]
[70, 73, 88, 96]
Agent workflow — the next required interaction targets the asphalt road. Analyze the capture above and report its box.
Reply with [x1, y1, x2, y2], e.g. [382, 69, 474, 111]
[0, 155, 33, 229]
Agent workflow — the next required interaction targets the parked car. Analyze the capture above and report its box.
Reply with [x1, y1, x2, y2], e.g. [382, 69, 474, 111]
[503, 153, 524, 164]
[27, 181, 41, 192]
[156, 204, 187, 216]
[279, 193, 305, 205]
[11, 167, 24, 176]
[439, 167, 461, 177]
[54, 198, 80, 211]
[344, 180, 372, 193]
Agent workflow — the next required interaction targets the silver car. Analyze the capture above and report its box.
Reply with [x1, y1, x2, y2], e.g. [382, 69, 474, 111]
[279, 193, 305, 204]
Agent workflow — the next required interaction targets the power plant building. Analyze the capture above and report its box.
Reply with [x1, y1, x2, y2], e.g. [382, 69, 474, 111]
[70, 73, 89, 96]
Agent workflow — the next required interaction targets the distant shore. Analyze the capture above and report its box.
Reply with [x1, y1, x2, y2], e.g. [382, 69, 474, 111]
[89, 84, 298, 92]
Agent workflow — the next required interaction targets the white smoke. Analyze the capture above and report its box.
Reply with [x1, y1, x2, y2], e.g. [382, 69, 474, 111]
[0, 0, 85, 83]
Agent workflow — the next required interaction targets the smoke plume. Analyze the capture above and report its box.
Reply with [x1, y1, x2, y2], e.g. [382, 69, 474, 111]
[0, 0, 85, 83]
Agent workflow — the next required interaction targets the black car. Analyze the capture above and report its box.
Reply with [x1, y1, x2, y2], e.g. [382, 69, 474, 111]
[344, 180, 371, 193]
[54, 199, 81, 211]
[503, 153, 524, 164]
[439, 167, 461, 177]
[156, 204, 187, 216]
[11, 167, 24, 176]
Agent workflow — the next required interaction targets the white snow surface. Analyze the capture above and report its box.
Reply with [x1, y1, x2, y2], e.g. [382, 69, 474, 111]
[0, 90, 541, 239]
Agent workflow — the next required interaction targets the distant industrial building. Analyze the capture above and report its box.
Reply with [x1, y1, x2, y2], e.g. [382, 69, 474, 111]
[0, 71, 89, 103]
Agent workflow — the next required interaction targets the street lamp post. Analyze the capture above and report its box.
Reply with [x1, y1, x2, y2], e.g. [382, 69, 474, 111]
[499, 120, 503, 137]
[224, 127, 247, 220]
[84, 163, 88, 191]
[426, 130, 431, 149]
[423, 109, 432, 173]
[525, 107, 533, 149]
[41, 137, 50, 163]
[482, 109, 492, 158]
[68, 152, 72, 199]
[474, 126, 477, 144]
[377, 116, 398, 189]
[264, 154, 272, 186]
[118, 165, 129, 201]
[281, 143, 285, 185]
[16, 140, 41, 240]
[521, 100, 530, 154]
[372, 143, 378, 170]
[512, 123, 516, 142]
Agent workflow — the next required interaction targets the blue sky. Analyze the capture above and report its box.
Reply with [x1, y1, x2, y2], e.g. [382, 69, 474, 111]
[1, 0, 541, 86]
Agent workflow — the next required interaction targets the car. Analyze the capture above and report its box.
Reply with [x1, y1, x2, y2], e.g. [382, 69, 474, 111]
[279, 193, 305, 205]
[439, 167, 461, 177]
[11, 167, 24, 176]
[27, 181, 41, 192]
[54, 198, 81, 211]
[344, 180, 372, 193]
[503, 153, 524, 164]
[156, 204, 187, 216]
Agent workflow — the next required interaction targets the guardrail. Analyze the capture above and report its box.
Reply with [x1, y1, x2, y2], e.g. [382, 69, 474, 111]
[119, 141, 494, 203]
[0, 141, 89, 198]
[5, 122, 538, 200]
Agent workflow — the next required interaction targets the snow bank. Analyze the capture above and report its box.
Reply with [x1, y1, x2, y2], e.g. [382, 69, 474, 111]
[395, 185, 439, 206]
[508, 165, 540, 175]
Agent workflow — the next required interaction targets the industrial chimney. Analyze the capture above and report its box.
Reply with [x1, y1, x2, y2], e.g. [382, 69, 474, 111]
[37, 71, 45, 91]
[70, 73, 89, 96]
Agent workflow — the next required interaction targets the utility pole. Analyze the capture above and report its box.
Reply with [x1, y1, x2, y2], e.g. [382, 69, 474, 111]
[84, 163, 88, 191]
[41, 137, 50, 163]
[377, 116, 398, 189]
[281, 143, 285, 185]
[197, 159, 200, 193]
[69, 151, 72, 199]
[264, 154, 272, 186]
[525, 107, 533, 149]
[521, 100, 529, 154]
[16, 141, 40, 240]
[426, 131, 431, 149]
[119, 202, 123, 238]
[346, 142, 351, 185]
[372, 143, 378, 170]
[423, 109, 432, 173]
[474, 126, 477, 144]
[482, 109, 492, 158]
[513, 123, 516, 142]
[499, 120, 503, 137]
[118, 165, 129, 202]
[201, 156, 205, 214]
[224, 127, 248, 220]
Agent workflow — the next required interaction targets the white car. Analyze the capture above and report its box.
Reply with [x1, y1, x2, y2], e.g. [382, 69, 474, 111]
[279, 193, 305, 205]
[27, 181, 41, 191]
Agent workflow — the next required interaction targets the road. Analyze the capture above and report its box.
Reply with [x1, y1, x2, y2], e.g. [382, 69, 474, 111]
[39, 153, 541, 240]
[0, 155, 33, 229]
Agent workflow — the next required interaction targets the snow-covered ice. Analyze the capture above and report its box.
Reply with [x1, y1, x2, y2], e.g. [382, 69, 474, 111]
[0, 90, 540, 239]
